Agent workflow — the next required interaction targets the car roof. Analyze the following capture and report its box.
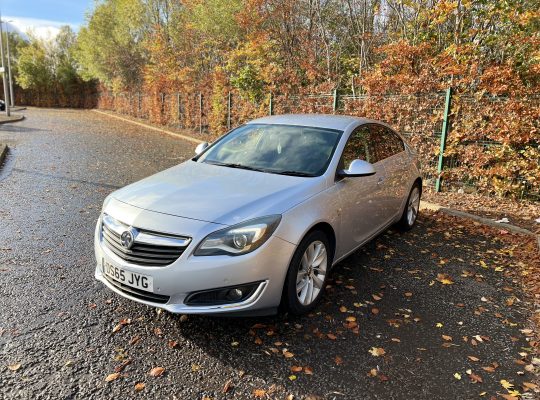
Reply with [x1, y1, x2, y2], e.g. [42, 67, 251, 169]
[247, 114, 376, 131]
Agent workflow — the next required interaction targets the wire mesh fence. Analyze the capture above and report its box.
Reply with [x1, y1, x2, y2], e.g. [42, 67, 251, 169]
[97, 89, 539, 201]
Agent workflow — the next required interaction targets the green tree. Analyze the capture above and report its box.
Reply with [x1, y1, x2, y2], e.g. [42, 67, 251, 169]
[16, 35, 53, 91]
[75, 0, 147, 91]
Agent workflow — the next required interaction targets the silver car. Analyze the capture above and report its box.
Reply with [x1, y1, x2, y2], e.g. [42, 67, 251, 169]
[94, 114, 422, 316]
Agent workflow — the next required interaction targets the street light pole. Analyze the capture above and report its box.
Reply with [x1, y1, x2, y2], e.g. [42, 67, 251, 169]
[5, 23, 14, 107]
[0, 12, 10, 116]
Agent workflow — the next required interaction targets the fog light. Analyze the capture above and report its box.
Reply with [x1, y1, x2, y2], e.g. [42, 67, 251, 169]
[227, 288, 243, 301]
[184, 282, 261, 306]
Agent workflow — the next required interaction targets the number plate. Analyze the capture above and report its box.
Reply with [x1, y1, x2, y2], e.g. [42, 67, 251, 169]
[102, 258, 153, 292]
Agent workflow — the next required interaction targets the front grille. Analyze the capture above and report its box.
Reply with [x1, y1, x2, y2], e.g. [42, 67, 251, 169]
[104, 274, 170, 304]
[101, 214, 191, 267]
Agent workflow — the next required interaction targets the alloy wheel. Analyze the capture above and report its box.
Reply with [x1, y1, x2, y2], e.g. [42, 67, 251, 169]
[407, 187, 420, 226]
[295, 240, 327, 306]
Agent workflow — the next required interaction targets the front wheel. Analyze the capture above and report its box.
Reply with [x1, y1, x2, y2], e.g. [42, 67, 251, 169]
[397, 184, 421, 231]
[282, 231, 332, 315]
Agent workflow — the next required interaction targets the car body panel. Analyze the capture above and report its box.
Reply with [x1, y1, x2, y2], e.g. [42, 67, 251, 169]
[110, 161, 327, 226]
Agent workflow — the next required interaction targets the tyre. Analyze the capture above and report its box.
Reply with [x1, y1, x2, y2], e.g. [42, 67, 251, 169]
[283, 230, 332, 315]
[397, 183, 421, 231]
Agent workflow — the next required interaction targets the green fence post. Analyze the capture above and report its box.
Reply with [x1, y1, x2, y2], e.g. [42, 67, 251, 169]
[435, 87, 453, 192]
[332, 88, 339, 114]
[227, 91, 232, 129]
[269, 92, 273, 116]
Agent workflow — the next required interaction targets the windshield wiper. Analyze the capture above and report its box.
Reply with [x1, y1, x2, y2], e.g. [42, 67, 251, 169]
[271, 170, 315, 177]
[206, 161, 266, 172]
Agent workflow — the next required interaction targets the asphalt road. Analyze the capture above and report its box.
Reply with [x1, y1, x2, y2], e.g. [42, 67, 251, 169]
[0, 108, 536, 400]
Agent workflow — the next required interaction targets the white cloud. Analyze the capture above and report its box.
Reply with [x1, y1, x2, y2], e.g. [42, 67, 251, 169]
[2, 16, 79, 41]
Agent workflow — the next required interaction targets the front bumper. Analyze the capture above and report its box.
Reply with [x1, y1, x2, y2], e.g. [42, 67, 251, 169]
[94, 204, 296, 315]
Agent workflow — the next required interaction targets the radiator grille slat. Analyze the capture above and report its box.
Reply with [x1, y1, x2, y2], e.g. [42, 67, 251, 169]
[101, 214, 191, 267]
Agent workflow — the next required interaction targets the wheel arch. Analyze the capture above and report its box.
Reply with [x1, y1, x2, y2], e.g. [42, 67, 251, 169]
[303, 221, 337, 263]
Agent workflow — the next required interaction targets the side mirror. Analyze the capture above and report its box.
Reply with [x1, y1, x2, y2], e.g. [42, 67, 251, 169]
[338, 159, 376, 177]
[195, 142, 209, 155]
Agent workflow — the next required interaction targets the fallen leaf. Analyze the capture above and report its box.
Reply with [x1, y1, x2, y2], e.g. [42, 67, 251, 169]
[500, 396, 518, 400]
[304, 366, 313, 375]
[149, 367, 165, 377]
[523, 382, 537, 390]
[454, 373, 462, 380]
[468, 356, 480, 362]
[222, 379, 233, 393]
[334, 356, 343, 365]
[369, 347, 386, 357]
[129, 336, 141, 345]
[114, 359, 131, 372]
[436, 273, 454, 285]
[500, 379, 514, 389]
[372, 294, 382, 301]
[7, 363, 21, 371]
[168, 340, 178, 348]
[442, 335, 452, 341]
[327, 333, 337, 340]
[291, 366, 303, 373]
[345, 316, 356, 322]
[288, 375, 297, 381]
[371, 308, 379, 315]
[283, 351, 294, 358]
[105, 372, 121, 382]
[134, 382, 145, 392]
[339, 306, 347, 312]
[404, 292, 413, 297]
[253, 389, 266, 398]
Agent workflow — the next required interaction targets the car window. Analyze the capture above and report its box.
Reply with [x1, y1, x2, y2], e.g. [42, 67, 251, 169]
[369, 124, 404, 162]
[198, 124, 343, 176]
[341, 125, 371, 168]
[384, 127, 405, 155]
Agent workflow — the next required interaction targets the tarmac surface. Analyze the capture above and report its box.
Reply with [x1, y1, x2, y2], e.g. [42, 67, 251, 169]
[0, 108, 536, 399]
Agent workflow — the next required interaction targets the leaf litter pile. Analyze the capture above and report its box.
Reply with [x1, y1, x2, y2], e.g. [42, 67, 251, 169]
[423, 191, 540, 234]
[73, 211, 540, 399]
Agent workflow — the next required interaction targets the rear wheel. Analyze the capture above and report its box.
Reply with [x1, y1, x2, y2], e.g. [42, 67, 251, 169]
[283, 230, 331, 315]
[397, 184, 421, 231]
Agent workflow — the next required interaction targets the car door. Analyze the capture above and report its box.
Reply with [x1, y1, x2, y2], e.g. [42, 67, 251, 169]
[333, 125, 387, 256]
[370, 125, 410, 217]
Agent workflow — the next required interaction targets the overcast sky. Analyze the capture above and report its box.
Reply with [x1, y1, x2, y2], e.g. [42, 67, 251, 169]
[1, 0, 91, 39]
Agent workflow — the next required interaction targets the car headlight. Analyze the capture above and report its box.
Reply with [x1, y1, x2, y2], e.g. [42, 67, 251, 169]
[194, 215, 281, 256]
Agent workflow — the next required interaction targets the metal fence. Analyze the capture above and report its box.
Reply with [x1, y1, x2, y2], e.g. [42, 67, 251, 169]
[97, 89, 539, 201]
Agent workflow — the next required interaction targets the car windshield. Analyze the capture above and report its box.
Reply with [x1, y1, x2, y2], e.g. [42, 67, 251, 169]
[197, 124, 342, 177]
